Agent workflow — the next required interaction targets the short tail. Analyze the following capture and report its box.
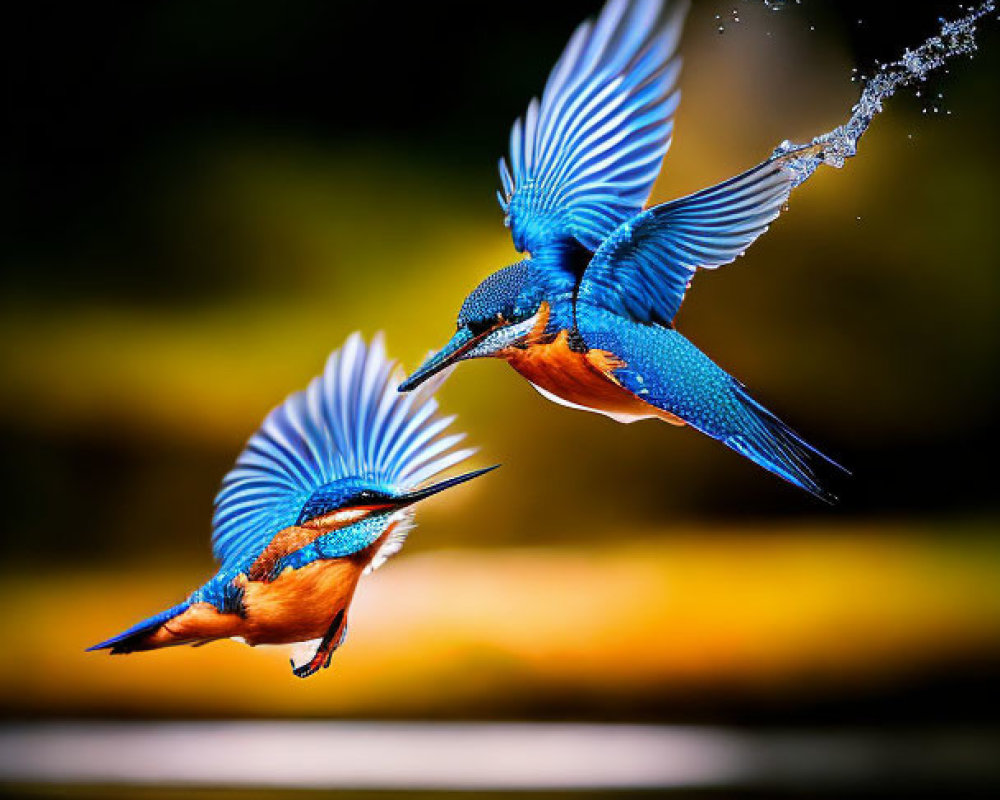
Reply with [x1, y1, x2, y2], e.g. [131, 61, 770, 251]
[87, 600, 192, 654]
[723, 383, 849, 503]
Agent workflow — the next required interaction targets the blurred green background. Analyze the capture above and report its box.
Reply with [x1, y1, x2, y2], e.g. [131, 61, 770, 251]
[2, 0, 999, 727]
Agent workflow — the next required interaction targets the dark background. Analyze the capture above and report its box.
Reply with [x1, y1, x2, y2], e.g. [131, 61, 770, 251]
[2, 0, 998, 729]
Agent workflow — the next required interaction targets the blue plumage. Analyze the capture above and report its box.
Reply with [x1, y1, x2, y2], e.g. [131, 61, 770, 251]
[579, 157, 795, 326]
[400, 0, 847, 501]
[87, 601, 193, 652]
[581, 312, 844, 501]
[90, 333, 494, 676]
[500, 0, 686, 255]
[212, 332, 473, 572]
[458, 261, 532, 330]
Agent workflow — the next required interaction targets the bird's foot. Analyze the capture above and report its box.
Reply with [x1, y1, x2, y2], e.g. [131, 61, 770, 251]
[290, 609, 346, 679]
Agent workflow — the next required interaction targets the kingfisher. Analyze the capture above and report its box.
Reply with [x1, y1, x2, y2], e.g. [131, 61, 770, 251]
[399, 0, 846, 500]
[89, 333, 495, 677]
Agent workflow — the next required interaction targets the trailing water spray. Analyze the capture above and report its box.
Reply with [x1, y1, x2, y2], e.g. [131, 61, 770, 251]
[772, 1, 996, 186]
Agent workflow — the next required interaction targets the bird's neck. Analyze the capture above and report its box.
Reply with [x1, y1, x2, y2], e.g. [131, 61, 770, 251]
[527, 239, 591, 333]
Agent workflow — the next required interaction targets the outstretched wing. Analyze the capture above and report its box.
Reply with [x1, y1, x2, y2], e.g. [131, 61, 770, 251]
[578, 156, 795, 326]
[498, 0, 688, 256]
[210, 333, 475, 570]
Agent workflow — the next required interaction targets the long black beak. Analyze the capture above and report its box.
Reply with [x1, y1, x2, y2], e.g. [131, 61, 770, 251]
[398, 328, 477, 393]
[393, 465, 499, 507]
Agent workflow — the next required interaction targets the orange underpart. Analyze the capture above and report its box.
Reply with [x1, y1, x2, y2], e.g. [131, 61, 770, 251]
[502, 306, 684, 426]
[134, 525, 395, 651]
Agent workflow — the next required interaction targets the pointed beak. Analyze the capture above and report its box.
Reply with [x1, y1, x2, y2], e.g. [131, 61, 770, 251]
[398, 327, 479, 392]
[392, 465, 499, 507]
[399, 312, 542, 393]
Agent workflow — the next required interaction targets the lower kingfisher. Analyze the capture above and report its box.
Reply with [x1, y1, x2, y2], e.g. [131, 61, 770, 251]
[399, 0, 846, 500]
[89, 333, 495, 677]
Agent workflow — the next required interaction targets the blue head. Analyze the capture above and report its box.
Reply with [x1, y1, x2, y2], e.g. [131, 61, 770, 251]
[245, 467, 496, 579]
[295, 471, 495, 535]
[398, 261, 548, 392]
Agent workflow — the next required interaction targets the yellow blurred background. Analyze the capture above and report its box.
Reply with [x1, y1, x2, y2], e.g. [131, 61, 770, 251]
[3, 0, 999, 729]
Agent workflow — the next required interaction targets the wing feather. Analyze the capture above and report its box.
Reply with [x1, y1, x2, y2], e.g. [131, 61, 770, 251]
[499, 0, 688, 255]
[211, 335, 473, 569]
[578, 156, 795, 326]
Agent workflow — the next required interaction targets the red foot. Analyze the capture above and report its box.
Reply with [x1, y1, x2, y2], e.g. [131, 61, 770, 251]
[291, 609, 346, 678]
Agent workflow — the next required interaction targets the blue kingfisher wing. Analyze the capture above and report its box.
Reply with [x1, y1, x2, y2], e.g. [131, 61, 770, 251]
[578, 156, 794, 326]
[582, 319, 846, 501]
[498, 0, 687, 256]
[210, 333, 475, 570]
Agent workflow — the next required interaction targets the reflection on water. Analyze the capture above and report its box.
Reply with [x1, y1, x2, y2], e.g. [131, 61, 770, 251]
[1, 722, 998, 795]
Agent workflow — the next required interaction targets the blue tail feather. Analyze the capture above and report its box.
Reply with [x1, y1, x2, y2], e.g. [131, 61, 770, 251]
[725, 382, 848, 503]
[86, 600, 192, 653]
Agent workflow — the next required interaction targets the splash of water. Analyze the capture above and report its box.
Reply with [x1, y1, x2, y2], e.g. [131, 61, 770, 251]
[772, 1, 996, 186]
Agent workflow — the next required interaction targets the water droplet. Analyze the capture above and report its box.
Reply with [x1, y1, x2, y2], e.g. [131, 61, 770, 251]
[769, 1, 993, 190]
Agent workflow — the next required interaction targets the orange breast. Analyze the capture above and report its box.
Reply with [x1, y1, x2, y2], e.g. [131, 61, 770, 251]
[501, 329, 684, 425]
[152, 527, 393, 649]
[236, 558, 365, 645]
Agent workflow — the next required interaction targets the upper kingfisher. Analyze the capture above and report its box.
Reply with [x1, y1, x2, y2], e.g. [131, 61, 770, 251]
[89, 333, 495, 677]
[399, 0, 846, 500]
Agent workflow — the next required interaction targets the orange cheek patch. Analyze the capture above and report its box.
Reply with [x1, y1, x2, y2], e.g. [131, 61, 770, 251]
[245, 506, 390, 582]
[246, 525, 321, 582]
[524, 301, 552, 347]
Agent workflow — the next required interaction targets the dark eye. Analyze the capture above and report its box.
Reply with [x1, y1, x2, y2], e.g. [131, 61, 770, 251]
[466, 318, 494, 337]
[467, 313, 507, 337]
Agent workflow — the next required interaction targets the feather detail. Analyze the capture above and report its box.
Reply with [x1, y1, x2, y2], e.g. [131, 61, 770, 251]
[578, 155, 795, 326]
[364, 510, 416, 575]
[500, 0, 689, 255]
[211, 334, 473, 569]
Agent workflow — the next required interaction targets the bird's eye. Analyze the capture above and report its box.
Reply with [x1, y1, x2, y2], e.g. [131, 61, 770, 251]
[466, 319, 494, 337]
